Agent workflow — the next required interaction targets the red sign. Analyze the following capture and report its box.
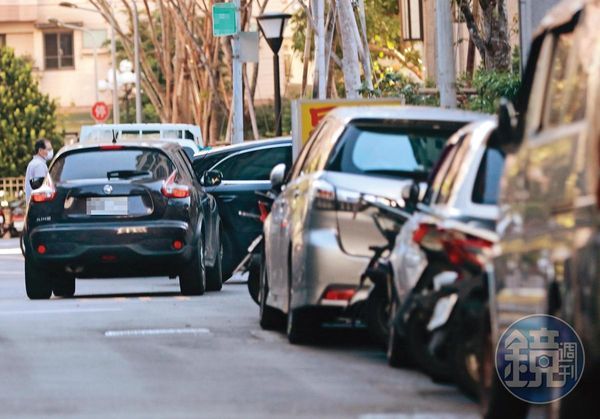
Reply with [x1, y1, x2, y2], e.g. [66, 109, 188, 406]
[91, 101, 110, 123]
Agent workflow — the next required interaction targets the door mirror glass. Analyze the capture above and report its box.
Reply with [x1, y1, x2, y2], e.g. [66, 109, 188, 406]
[29, 177, 45, 190]
[269, 163, 286, 190]
[401, 181, 423, 210]
[201, 170, 223, 187]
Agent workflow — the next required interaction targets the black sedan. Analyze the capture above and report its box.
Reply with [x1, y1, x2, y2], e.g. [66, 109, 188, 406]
[193, 137, 292, 278]
[23, 141, 223, 299]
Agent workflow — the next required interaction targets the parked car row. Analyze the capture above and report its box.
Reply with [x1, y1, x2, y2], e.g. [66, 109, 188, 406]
[231, 1, 597, 417]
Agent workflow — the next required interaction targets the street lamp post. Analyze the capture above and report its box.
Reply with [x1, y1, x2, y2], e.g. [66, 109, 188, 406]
[59, 1, 120, 123]
[256, 13, 291, 137]
[49, 19, 99, 103]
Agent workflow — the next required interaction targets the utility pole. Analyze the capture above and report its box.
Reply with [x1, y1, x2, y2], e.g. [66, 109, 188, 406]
[132, 0, 142, 123]
[435, 0, 457, 108]
[110, 23, 120, 123]
[315, 0, 326, 99]
[231, 0, 244, 144]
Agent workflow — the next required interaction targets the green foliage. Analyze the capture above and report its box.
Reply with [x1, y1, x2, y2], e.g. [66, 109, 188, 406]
[466, 69, 521, 114]
[0, 47, 60, 177]
[359, 71, 440, 107]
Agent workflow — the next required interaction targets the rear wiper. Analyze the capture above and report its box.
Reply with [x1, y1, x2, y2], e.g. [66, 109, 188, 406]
[107, 170, 151, 179]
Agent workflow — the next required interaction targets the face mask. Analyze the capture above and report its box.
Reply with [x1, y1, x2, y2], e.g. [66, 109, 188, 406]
[45, 149, 54, 161]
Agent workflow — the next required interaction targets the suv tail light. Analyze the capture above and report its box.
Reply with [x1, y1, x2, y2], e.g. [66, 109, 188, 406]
[161, 170, 190, 199]
[413, 222, 493, 268]
[31, 177, 57, 203]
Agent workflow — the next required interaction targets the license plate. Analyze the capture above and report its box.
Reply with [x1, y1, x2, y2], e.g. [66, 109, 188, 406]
[87, 197, 128, 215]
[427, 293, 459, 332]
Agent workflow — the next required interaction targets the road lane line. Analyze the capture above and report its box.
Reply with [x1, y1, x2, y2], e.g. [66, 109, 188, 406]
[174, 296, 190, 301]
[0, 308, 123, 315]
[104, 328, 210, 337]
[0, 248, 22, 255]
[139, 297, 152, 302]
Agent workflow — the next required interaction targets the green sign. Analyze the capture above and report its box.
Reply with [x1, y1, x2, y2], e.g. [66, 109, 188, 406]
[212, 3, 237, 37]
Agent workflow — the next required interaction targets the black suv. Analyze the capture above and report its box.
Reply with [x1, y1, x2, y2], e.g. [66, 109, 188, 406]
[23, 142, 223, 299]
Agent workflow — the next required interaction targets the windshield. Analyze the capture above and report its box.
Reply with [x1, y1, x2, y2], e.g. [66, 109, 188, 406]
[50, 149, 175, 182]
[326, 122, 464, 181]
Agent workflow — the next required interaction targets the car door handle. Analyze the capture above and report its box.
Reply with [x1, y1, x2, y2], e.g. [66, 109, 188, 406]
[219, 195, 237, 203]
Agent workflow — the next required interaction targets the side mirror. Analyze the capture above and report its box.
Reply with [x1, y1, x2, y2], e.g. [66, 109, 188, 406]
[30, 177, 45, 190]
[201, 170, 223, 187]
[401, 181, 421, 206]
[269, 163, 286, 190]
[496, 98, 517, 144]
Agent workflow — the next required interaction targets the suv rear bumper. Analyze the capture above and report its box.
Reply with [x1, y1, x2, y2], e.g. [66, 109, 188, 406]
[25, 220, 194, 277]
[290, 228, 370, 311]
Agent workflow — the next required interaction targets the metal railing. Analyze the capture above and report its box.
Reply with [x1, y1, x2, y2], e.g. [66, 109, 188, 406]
[0, 177, 25, 201]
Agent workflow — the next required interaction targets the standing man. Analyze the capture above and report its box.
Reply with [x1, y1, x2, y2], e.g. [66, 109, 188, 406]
[25, 139, 53, 201]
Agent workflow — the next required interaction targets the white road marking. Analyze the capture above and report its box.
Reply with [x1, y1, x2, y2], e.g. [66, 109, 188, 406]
[0, 308, 123, 315]
[0, 271, 24, 275]
[360, 415, 479, 419]
[0, 248, 22, 255]
[105, 328, 210, 337]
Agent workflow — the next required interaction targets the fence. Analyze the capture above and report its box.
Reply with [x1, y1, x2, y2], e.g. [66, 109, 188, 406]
[0, 177, 25, 201]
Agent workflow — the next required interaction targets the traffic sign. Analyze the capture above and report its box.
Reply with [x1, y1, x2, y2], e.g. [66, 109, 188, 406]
[212, 3, 237, 37]
[91, 101, 110, 123]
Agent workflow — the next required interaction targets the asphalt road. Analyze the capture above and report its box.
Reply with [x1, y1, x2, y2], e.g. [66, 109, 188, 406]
[0, 237, 478, 419]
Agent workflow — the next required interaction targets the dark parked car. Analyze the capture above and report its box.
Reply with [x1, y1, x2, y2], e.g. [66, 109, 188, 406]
[192, 137, 292, 279]
[23, 141, 222, 299]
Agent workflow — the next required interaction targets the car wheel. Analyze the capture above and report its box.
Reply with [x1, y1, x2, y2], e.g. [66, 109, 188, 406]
[206, 238, 223, 292]
[222, 231, 235, 282]
[25, 258, 52, 300]
[179, 236, 206, 296]
[258, 256, 283, 330]
[387, 296, 410, 368]
[52, 274, 76, 298]
[366, 283, 391, 347]
[406, 307, 453, 382]
[248, 259, 260, 305]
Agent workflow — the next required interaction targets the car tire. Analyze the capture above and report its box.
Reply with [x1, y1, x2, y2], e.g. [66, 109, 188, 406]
[179, 237, 206, 296]
[366, 283, 390, 348]
[248, 259, 260, 305]
[258, 256, 283, 330]
[25, 258, 52, 300]
[387, 297, 410, 368]
[52, 274, 76, 298]
[406, 307, 453, 383]
[206, 238, 223, 292]
[222, 231, 235, 282]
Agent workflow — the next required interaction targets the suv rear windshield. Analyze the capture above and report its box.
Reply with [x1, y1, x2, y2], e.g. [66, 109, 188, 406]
[326, 122, 463, 181]
[50, 149, 175, 182]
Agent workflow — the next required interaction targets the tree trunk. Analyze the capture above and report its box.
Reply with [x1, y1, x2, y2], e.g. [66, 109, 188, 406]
[336, 0, 362, 98]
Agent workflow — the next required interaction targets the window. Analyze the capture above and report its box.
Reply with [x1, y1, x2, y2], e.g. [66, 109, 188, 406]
[193, 152, 229, 180]
[422, 139, 462, 205]
[0, 34, 6, 48]
[213, 146, 292, 181]
[300, 122, 340, 176]
[44, 32, 74, 69]
[326, 122, 460, 182]
[50, 149, 175, 181]
[544, 30, 588, 126]
[401, 0, 423, 41]
[472, 147, 506, 205]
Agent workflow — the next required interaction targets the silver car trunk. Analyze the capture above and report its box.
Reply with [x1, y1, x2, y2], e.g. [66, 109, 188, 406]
[322, 171, 412, 257]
